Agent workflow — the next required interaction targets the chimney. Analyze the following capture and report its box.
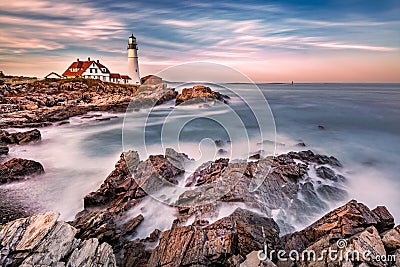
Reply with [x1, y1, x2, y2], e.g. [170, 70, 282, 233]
[88, 57, 91, 61]
[77, 58, 79, 62]
[97, 60, 99, 63]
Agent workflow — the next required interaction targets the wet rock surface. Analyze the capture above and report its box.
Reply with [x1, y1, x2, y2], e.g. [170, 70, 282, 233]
[1, 148, 398, 266]
[70, 149, 356, 266]
[0, 211, 116, 266]
[0, 157, 44, 183]
[175, 85, 229, 105]
[0, 129, 41, 144]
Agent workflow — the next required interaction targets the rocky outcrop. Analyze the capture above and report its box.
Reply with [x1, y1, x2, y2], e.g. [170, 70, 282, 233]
[175, 85, 229, 105]
[1, 147, 398, 267]
[148, 208, 281, 267]
[279, 200, 398, 267]
[0, 129, 41, 144]
[0, 211, 116, 266]
[71, 149, 352, 266]
[0, 158, 44, 183]
[0, 79, 138, 128]
[128, 84, 177, 109]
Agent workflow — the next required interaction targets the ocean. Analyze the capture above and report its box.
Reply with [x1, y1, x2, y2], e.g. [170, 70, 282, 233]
[3, 83, 400, 231]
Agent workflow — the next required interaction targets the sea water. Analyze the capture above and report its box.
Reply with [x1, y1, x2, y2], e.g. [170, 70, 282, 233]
[2, 83, 399, 229]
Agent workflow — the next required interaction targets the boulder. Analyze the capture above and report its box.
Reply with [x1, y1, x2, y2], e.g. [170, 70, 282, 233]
[0, 145, 8, 155]
[175, 85, 229, 105]
[0, 211, 116, 266]
[372, 206, 395, 232]
[282, 200, 384, 252]
[382, 226, 400, 249]
[0, 129, 41, 144]
[0, 158, 44, 183]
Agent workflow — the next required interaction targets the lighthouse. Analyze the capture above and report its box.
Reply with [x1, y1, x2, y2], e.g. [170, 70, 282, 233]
[127, 34, 140, 84]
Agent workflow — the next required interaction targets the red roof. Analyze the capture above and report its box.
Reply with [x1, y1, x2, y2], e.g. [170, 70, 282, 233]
[121, 75, 131, 80]
[97, 62, 110, 73]
[110, 73, 121, 79]
[62, 60, 92, 77]
[62, 59, 112, 77]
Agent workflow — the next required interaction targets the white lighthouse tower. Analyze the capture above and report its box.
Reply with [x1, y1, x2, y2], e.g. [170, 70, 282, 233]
[127, 34, 141, 84]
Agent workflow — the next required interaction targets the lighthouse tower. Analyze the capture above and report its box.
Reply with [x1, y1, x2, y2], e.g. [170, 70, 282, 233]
[127, 34, 140, 84]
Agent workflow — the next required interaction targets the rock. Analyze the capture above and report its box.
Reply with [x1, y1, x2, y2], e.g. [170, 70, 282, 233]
[0, 158, 44, 183]
[2, 129, 41, 145]
[316, 166, 338, 181]
[249, 153, 261, 160]
[0, 129, 41, 144]
[372, 206, 395, 232]
[316, 184, 348, 202]
[70, 210, 117, 245]
[185, 158, 229, 187]
[0, 211, 116, 266]
[83, 151, 140, 209]
[0, 145, 8, 155]
[282, 200, 384, 252]
[148, 208, 281, 267]
[129, 84, 177, 109]
[287, 150, 342, 167]
[0, 79, 138, 128]
[382, 226, 400, 249]
[214, 139, 223, 147]
[296, 142, 306, 147]
[350, 226, 387, 267]
[74, 149, 351, 266]
[175, 85, 228, 105]
[121, 241, 151, 267]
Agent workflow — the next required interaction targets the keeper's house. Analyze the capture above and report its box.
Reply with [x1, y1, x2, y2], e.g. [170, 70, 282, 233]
[62, 57, 131, 84]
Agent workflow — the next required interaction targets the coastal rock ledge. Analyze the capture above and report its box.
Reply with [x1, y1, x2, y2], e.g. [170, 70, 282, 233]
[0, 211, 116, 266]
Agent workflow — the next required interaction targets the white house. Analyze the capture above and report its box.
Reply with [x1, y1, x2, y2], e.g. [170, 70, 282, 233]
[62, 58, 131, 84]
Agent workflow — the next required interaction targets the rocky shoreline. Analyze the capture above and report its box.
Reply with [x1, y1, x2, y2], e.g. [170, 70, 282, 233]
[1, 80, 399, 266]
[0, 149, 399, 266]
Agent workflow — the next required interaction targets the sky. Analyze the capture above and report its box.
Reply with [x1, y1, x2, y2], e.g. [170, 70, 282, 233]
[0, 0, 399, 82]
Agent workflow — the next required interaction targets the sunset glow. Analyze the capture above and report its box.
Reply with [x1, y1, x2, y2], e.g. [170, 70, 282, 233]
[0, 0, 399, 82]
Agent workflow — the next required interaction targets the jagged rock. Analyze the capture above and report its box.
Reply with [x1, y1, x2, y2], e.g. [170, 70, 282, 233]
[129, 84, 177, 109]
[315, 166, 337, 181]
[148, 208, 280, 267]
[185, 158, 229, 186]
[84, 150, 140, 210]
[0, 212, 116, 266]
[350, 226, 386, 267]
[287, 150, 342, 167]
[0, 145, 8, 155]
[282, 200, 385, 252]
[316, 184, 348, 202]
[175, 85, 229, 105]
[0, 158, 44, 183]
[0, 79, 138, 128]
[372, 206, 395, 232]
[75, 149, 351, 266]
[382, 225, 400, 249]
[70, 210, 117, 245]
[0, 129, 41, 144]
[249, 153, 261, 160]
